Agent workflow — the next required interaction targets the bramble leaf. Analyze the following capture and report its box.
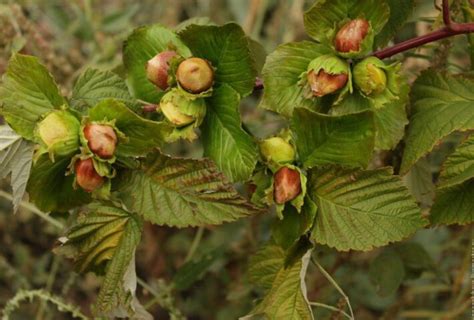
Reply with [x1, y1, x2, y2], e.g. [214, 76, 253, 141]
[201, 84, 258, 182]
[116, 152, 261, 227]
[400, 71, 474, 174]
[309, 166, 427, 251]
[0, 54, 66, 140]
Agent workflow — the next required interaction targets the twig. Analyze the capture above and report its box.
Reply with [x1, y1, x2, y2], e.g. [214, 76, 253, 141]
[36, 255, 61, 320]
[311, 257, 355, 320]
[253, 1, 474, 90]
[442, 0, 451, 26]
[309, 302, 352, 319]
[373, 0, 474, 59]
[0, 190, 64, 230]
[399, 299, 471, 319]
[184, 226, 204, 263]
[372, 23, 474, 59]
[142, 104, 159, 113]
[254, 77, 264, 90]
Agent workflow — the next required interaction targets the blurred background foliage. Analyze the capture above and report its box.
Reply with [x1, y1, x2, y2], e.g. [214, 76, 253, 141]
[0, 0, 472, 319]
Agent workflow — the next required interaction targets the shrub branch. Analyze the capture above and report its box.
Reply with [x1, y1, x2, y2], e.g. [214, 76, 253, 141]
[253, 0, 474, 90]
[373, 0, 474, 59]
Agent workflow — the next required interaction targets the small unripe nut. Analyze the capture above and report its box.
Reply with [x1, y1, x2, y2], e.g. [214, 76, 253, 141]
[160, 90, 206, 127]
[176, 57, 214, 93]
[260, 137, 295, 164]
[334, 19, 370, 53]
[83, 123, 117, 159]
[307, 69, 348, 97]
[353, 57, 387, 96]
[37, 111, 80, 156]
[160, 101, 194, 127]
[274, 167, 302, 204]
[75, 158, 104, 192]
[146, 51, 177, 90]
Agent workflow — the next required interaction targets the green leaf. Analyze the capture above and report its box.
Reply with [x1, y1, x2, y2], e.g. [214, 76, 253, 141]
[178, 23, 257, 97]
[332, 78, 409, 150]
[27, 154, 91, 212]
[291, 108, 375, 169]
[174, 17, 215, 33]
[438, 135, 474, 189]
[309, 166, 427, 251]
[88, 99, 172, 157]
[245, 244, 313, 320]
[369, 249, 405, 297]
[400, 71, 474, 174]
[0, 54, 66, 140]
[374, 0, 415, 48]
[71, 68, 139, 113]
[58, 203, 142, 315]
[331, 87, 408, 151]
[372, 81, 409, 150]
[116, 152, 261, 228]
[463, 4, 474, 65]
[201, 84, 258, 182]
[304, 0, 389, 44]
[272, 200, 317, 250]
[123, 24, 192, 103]
[403, 158, 435, 206]
[259, 41, 332, 117]
[0, 125, 34, 213]
[173, 247, 225, 290]
[430, 180, 474, 226]
[248, 37, 267, 75]
[394, 242, 435, 273]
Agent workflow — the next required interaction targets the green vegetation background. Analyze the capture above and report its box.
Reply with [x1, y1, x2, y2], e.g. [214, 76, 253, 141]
[0, 0, 471, 319]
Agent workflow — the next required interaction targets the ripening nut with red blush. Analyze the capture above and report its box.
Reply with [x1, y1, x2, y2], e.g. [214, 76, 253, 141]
[176, 57, 214, 93]
[334, 18, 370, 53]
[75, 158, 104, 192]
[146, 51, 177, 90]
[83, 123, 118, 159]
[273, 167, 302, 204]
[307, 69, 348, 97]
[305, 55, 349, 97]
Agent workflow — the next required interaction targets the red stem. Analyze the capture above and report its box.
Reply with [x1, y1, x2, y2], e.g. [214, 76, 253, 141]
[372, 23, 474, 59]
[252, 0, 474, 90]
[443, 0, 451, 26]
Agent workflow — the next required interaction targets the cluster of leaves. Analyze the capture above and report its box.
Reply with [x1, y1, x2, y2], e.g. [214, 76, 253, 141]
[0, 0, 472, 318]
[0, 21, 263, 316]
